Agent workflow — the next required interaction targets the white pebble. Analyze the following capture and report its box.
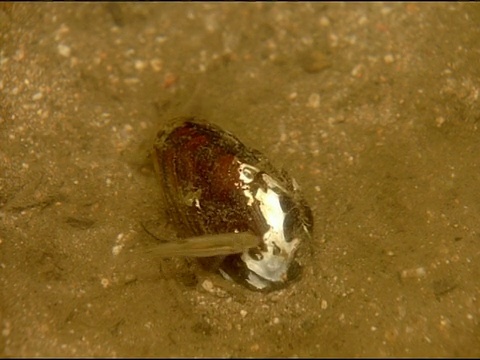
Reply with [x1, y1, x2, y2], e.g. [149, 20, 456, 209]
[240, 309, 248, 318]
[32, 92, 43, 101]
[201, 279, 214, 293]
[58, 44, 71, 57]
[321, 299, 328, 309]
[112, 244, 123, 256]
[401, 267, 426, 279]
[134, 59, 146, 71]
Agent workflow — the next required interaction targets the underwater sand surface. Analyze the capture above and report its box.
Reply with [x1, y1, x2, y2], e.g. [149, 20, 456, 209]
[1, 3, 479, 357]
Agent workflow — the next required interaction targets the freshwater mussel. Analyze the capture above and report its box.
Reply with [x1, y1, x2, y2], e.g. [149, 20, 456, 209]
[151, 117, 313, 291]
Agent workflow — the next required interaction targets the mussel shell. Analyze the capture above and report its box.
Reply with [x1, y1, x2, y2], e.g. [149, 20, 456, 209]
[152, 117, 313, 291]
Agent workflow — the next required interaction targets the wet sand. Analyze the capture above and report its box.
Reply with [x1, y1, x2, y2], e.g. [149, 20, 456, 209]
[1, 3, 479, 357]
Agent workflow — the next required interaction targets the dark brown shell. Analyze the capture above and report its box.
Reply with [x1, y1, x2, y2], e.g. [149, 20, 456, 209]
[152, 117, 313, 291]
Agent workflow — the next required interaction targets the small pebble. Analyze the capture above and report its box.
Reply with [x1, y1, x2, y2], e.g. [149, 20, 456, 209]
[384, 54, 395, 64]
[250, 343, 260, 352]
[58, 44, 71, 57]
[358, 16, 368, 25]
[351, 64, 364, 78]
[32, 92, 43, 101]
[240, 309, 248, 318]
[163, 73, 178, 88]
[307, 93, 320, 108]
[288, 92, 298, 101]
[134, 59, 147, 71]
[319, 16, 330, 27]
[436, 116, 446, 127]
[112, 244, 123, 256]
[2, 321, 11, 337]
[321, 299, 328, 309]
[201, 279, 214, 293]
[150, 58, 163, 72]
[401, 267, 426, 279]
